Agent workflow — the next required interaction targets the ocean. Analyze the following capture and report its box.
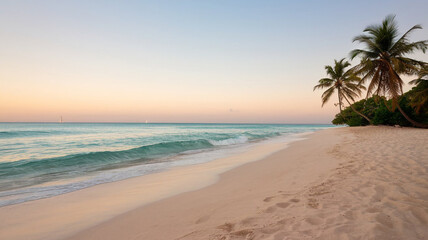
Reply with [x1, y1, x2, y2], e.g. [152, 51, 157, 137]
[0, 123, 333, 207]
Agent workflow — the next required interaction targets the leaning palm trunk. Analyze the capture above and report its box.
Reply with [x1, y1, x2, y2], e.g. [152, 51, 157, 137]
[392, 76, 428, 128]
[396, 101, 428, 128]
[342, 95, 372, 123]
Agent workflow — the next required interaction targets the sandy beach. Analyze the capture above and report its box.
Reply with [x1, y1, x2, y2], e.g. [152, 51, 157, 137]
[2, 2, 427, 239]
[1, 126, 428, 240]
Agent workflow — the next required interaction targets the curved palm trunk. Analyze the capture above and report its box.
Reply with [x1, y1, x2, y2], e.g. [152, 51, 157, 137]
[338, 91, 344, 118]
[342, 95, 372, 124]
[396, 103, 428, 128]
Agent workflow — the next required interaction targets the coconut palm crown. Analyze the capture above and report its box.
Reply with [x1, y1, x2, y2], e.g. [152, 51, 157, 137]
[350, 15, 428, 126]
[314, 58, 370, 122]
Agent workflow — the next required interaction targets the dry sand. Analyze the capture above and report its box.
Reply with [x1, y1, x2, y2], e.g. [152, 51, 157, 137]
[1, 126, 428, 240]
[67, 126, 428, 240]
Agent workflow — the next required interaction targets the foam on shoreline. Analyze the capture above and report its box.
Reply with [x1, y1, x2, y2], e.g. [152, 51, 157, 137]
[0, 133, 305, 240]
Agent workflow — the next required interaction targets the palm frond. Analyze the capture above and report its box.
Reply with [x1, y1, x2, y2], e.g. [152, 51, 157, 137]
[313, 78, 334, 91]
[350, 14, 428, 111]
[321, 86, 336, 107]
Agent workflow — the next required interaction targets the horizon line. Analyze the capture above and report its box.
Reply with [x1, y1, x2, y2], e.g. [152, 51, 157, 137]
[0, 121, 333, 125]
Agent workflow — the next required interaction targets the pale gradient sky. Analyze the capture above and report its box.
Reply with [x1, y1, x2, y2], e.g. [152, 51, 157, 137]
[1, 0, 428, 123]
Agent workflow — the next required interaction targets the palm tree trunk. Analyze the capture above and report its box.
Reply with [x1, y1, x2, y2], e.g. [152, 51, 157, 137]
[338, 91, 344, 119]
[342, 95, 372, 124]
[396, 103, 428, 128]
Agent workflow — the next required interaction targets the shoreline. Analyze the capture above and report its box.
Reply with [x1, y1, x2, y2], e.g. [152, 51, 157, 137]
[0, 132, 306, 240]
[1, 126, 427, 240]
[67, 126, 428, 240]
[0, 123, 330, 208]
[66, 127, 344, 240]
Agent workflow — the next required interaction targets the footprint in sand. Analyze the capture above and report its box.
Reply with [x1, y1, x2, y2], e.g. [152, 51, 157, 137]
[375, 213, 393, 228]
[343, 210, 356, 220]
[264, 206, 277, 213]
[240, 217, 258, 226]
[305, 217, 323, 225]
[264, 196, 275, 202]
[276, 202, 290, 208]
[195, 215, 210, 224]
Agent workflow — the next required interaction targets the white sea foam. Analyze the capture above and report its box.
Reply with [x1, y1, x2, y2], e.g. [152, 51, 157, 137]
[0, 123, 335, 207]
[208, 136, 248, 146]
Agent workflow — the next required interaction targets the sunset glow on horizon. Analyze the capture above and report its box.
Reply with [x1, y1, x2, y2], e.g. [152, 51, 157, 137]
[2, 1, 427, 123]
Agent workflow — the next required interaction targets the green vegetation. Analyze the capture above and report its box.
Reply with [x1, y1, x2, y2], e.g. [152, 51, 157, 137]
[332, 87, 428, 126]
[315, 15, 428, 128]
[408, 68, 428, 114]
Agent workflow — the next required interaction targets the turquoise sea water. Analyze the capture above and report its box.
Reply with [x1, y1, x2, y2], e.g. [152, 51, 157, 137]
[0, 123, 333, 206]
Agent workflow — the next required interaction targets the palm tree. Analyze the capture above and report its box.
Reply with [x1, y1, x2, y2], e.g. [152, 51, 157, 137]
[314, 58, 371, 123]
[409, 67, 428, 114]
[350, 15, 428, 127]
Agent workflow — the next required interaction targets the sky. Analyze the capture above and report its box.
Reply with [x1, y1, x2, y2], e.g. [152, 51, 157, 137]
[1, 0, 428, 123]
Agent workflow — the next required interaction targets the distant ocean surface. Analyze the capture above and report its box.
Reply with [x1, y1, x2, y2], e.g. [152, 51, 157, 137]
[0, 123, 334, 207]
